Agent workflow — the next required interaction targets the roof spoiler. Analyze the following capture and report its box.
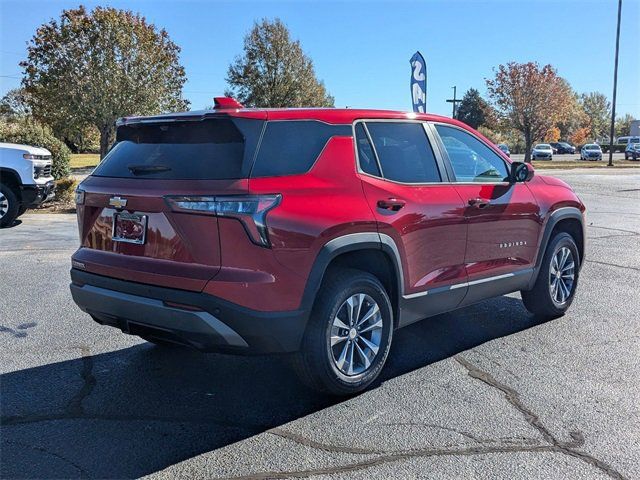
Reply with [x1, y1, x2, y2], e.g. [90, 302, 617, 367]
[213, 97, 244, 110]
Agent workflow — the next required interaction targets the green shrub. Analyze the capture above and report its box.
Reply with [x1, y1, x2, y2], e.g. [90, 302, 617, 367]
[0, 120, 71, 179]
[54, 177, 77, 203]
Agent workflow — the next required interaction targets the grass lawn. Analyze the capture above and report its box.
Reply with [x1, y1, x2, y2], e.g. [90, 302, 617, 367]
[70, 153, 100, 170]
[531, 160, 640, 169]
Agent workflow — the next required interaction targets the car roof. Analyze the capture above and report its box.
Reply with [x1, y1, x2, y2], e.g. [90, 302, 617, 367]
[117, 107, 460, 127]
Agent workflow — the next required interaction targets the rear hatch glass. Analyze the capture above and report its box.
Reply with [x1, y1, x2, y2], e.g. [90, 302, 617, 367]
[93, 117, 263, 180]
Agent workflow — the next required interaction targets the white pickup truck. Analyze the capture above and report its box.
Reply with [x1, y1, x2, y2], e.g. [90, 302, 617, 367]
[0, 142, 55, 227]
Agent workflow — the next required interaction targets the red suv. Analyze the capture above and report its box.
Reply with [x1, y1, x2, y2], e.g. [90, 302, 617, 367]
[70, 98, 585, 395]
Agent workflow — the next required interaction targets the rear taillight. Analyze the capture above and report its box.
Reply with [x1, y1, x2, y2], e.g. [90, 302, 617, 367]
[165, 194, 281, 247]
[75, 188, 85, 205]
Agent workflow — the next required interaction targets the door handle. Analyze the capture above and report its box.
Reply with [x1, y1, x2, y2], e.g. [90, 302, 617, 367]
[468, 198, 490, 209]
[377, 198, 406, 211]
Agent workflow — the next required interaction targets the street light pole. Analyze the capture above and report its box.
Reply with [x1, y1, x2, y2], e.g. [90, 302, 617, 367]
[608, 0, 623, 167]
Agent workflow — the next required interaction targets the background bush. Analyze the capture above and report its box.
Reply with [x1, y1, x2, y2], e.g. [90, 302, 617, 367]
[54, 177, 77, 203]
[0, 120, 71, 179]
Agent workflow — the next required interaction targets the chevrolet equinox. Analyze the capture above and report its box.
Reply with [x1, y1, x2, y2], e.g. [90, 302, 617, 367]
[70, 98, 585, 395]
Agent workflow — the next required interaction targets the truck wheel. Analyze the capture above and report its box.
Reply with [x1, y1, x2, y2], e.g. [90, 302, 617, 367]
[521, 232, 580, 318]
[292, 268, 393, 396]
[0, 184, 19, 228]
[16, 205, 29, 218]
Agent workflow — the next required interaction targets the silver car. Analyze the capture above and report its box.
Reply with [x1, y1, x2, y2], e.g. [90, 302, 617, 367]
[580, 144, 603, 161]
[532, 143, 553, 160]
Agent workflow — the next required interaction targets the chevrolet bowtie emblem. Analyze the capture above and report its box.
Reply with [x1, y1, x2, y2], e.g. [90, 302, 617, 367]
[109, 196, 128, 210]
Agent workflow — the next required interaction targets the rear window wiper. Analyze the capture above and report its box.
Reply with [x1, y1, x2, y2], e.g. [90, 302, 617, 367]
[127, 164, 172, 175]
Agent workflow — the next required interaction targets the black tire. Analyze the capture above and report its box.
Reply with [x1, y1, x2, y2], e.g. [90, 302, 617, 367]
[16, 205, 29, 218]
[0, 184, 19, 228]
[292, 268, 393, 396]
[521, 232, 580, 318]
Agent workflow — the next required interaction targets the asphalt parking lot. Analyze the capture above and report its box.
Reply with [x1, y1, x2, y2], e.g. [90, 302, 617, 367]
[1, 168, 639, 479]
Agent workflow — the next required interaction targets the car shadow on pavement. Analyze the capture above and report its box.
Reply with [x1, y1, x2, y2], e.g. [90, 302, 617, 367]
[1, 295, 543, 479]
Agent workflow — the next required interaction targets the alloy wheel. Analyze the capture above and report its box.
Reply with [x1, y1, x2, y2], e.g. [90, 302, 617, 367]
[329, 293, 383, 376]
[0, 193, 8, 219]
[549, 246, 575, 305]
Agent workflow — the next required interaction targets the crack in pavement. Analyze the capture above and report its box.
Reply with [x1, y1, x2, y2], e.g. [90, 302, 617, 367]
[587, 225, 639, 236]
[453, 356, 626, 480]
[2, 439, 90, 478]
[66, 346, 96, 416]
[585, 259, 640, 272]
[222, 356, 626, 480]
[220, 445, 587, 480]
[269, 424, 535, 455]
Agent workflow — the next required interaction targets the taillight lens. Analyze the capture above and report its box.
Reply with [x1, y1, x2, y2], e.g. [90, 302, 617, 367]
[75, 188, 85, 205]
[165, 194, 281, 247]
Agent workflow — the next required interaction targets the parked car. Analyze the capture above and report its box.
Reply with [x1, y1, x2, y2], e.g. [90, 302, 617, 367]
[549, 142, 576, 154]
[0, 142, 55, 227]
[580, 144, 603, 161]
[70, 98, 586, 395]
[532, 143, 554, 160]
[496, 143, 510, 157]
[625, 142, 640, 160]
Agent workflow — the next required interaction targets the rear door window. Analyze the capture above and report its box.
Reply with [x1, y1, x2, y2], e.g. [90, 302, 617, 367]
[251, 121, 351, 177]
[92, 118, 263, 180]
[365, 122, 441, 183]
[354, 123, 381, 177]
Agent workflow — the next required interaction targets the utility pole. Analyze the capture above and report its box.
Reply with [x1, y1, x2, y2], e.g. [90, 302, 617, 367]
[608, 0, 623, 167]
[446, 86, 462, 118]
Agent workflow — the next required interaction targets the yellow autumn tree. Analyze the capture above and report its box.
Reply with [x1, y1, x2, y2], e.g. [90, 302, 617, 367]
[545, 127, 561, 143]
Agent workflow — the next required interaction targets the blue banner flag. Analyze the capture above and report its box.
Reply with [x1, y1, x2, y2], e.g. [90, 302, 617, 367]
[409, 51, 427, 113]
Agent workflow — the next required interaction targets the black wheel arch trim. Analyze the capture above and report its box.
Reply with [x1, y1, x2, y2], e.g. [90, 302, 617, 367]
[529, 206, 585, 289]
[299, 232, 405, 318]
[0, 167, 24, 199]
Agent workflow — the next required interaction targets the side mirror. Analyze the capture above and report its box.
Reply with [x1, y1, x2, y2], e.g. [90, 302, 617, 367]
[510, 161, 534, 183]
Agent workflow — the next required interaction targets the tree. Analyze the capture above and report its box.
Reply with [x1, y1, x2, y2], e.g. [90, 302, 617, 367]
[455, 88, 496, 129]
[579, 92, 611, 142]
[0, 88, 31, 120]
[615, 113, 635, 138]
[544, 126, 561, 143]
[486, 62, 574, 162]
[556, 91, 588, 142]
[226, 18, 334, 108]
[570, 127, 590, 147]
[21, 6, 189, 158]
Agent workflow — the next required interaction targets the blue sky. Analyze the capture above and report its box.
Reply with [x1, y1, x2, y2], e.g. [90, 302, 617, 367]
[1, 0, 639, 118]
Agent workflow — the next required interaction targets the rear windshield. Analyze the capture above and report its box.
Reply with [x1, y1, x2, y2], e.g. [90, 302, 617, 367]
[92, 118, 264, 180]
[586, 145, 601, 150]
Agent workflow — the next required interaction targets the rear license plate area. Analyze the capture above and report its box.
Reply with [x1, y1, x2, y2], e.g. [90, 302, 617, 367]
[112, 212, 147, 245]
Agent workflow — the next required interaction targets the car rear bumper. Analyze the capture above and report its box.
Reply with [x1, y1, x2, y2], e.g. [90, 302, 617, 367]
[69, 268, 308, 354]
